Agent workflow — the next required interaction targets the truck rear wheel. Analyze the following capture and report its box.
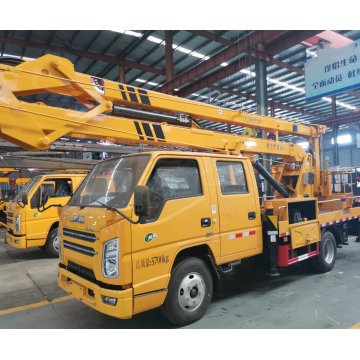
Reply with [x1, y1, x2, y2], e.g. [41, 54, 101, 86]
[161, 257, 213, 326]
[311, 231, 337, 273]
[45, 228, 59, 258]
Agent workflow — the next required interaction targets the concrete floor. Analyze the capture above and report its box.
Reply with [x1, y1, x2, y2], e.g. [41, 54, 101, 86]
[1, 227, 360, 329]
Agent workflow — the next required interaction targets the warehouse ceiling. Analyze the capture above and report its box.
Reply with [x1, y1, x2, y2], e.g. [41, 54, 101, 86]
[1, 29, 360, 145]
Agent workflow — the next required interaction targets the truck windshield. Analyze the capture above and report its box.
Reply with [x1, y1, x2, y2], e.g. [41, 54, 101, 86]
[13, 176, 41, 203]
[68, 154, 150, 208]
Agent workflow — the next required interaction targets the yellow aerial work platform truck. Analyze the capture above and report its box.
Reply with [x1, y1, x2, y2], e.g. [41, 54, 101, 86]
[0, 159, 95, 256]
[6, 172, 87, 257]
[1, 55, 360, 325]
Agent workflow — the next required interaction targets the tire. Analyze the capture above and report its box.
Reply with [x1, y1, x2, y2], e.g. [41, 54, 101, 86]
[161, 257, 213, 326]
[38, 246, 46, 250]
[311, 231, 337, 273]
[45, 228, 59, 258]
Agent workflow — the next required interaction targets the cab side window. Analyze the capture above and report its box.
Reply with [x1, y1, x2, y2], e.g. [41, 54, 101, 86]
[216, 161, 248, 194]
[30, 179, 73, 209]
[41, 184, 55, 197]
[31, 187, 40, 209]
[52, 179, 72, 198]
[145, 158, 202, 221]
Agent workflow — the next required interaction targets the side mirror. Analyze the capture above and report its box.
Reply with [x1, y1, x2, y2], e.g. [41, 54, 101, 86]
[134, 185, 150, 217]
[22, 192, 28, 206]
[40, 193, 49, 208]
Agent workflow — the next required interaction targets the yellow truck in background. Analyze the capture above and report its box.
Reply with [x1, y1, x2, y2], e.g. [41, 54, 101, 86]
[0, 169, 31, 225]
[6, 173, 86, 257]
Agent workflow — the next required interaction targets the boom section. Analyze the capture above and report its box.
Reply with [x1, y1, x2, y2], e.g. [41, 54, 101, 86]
[0, 55, 325, 140]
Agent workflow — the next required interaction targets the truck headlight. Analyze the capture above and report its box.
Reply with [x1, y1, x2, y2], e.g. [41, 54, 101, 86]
[102, 238, 119, 278]
[15, 215, 20, 233]
[58, 229, 62, 260]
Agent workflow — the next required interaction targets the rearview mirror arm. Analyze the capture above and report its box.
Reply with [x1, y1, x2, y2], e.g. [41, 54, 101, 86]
[37, 204, 62, 213]
[17, 201, 25, 209]
[109, 207, 142, 225]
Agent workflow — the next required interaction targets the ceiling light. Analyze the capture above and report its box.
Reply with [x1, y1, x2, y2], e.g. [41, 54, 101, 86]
[221, 62, 228, 67]
[124, 30, 142, 37]
[148, 36, 163, 44]
[192, 52, 206, 59]
[176, 46, 191, 54]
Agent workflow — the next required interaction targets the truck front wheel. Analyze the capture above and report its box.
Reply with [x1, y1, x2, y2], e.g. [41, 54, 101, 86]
[45, 228, 59, 258]
[311, 231, 337, 273]
[161, 257, 213, 326]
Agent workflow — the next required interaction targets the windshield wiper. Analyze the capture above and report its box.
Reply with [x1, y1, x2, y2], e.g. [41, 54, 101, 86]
[16, 197, 25, 208]
[72, 199, 85, 210]
[93, 199, 141, 224]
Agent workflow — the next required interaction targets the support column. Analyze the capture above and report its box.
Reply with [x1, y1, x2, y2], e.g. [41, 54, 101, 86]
[255, 54, 268, 116]
[165, 30, 174, 95]
[255, 43, 271, 197]
[270, 101, 275, 118]
[331, 95, 337, 118]
[332, 96, 339, 167]
[333, 125, 339, 166]
[119, 63, 125, 84]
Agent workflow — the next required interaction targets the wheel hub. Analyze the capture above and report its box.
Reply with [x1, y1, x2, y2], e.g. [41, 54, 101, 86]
[324, 238, 334, 264]
[53, 236, 59, 251]
[178, 272, 205, 312]
[190, 287, 198, 298]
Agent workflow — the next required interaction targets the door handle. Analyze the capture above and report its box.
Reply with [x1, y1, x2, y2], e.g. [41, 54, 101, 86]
[248, 211, 256, 220]
[201, 218, 211, 227]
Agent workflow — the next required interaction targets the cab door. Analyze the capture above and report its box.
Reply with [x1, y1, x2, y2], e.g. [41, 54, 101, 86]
[25, 179, 72, 241]
[211, 159, 262, 258]
[131, 156, 215, 295]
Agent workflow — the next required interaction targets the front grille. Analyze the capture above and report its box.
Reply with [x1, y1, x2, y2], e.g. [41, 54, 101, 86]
[63, 240, 97, 257]
[59, 263, 123, 291]
[63, 227, 98, 243]
[7, 212, 14, 218]
[67, 260, 95, 279]
[7, 219, 13, 224]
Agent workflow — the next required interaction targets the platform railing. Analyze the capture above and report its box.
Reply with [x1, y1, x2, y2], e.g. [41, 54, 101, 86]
[318, 196, 360, 211]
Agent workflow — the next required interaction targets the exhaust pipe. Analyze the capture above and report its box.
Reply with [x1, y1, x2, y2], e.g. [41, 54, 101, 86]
[252, 161, 289, 198]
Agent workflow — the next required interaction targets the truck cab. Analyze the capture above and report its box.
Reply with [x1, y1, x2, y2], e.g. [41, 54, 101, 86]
[6, 173, 86, 257]
[58, 151, 263, 324]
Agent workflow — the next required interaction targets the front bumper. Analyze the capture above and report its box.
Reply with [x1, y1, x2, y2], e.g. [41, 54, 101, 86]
[6, 232, 27, 249]
[58, 266, 133, 319]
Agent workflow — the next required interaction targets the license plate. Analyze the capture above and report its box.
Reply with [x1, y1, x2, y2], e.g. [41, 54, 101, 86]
[68, 280, 85, 300]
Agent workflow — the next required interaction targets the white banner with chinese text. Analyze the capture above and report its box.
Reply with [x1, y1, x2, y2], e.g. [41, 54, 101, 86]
[305, 40, 360, 101]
